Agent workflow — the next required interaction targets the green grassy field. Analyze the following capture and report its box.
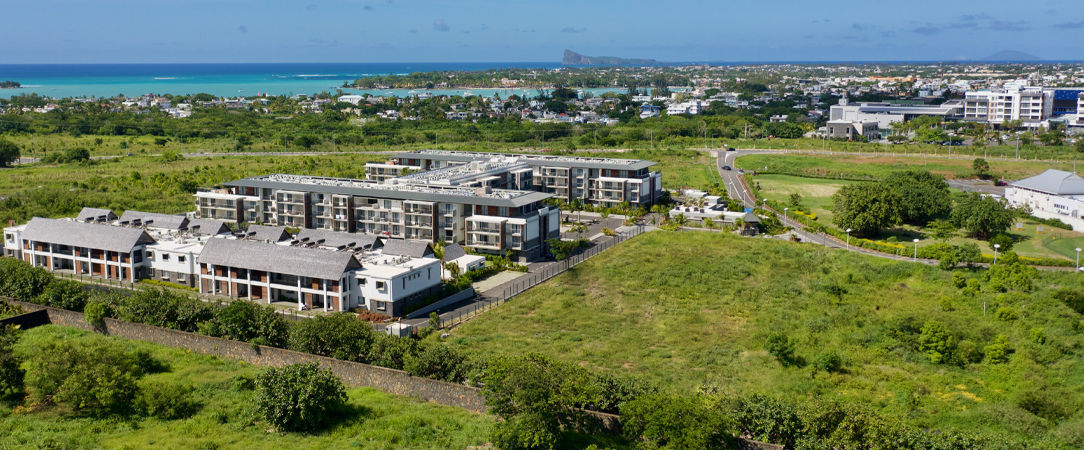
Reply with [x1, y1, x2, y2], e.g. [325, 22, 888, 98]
[749, 172, 1084, 262]
[735, 153, 1081, 181]
[1, 325, 495, 449]
[449, 231, 1084, 445]
[0, 153, 386, 224]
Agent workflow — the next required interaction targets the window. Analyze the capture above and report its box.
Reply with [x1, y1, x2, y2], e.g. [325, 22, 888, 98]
[376, 301, 386, 311]
[161, 253, 170, 261]
[376, 281, 385, 289]
[178, 255, 186, 262]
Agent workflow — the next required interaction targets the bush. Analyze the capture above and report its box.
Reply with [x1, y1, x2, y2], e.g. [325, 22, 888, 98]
[255, 363, 346, 432]
[0, 325, 23, 395]
[621, 394, 730, 448]
[989, 233, 1015, 251]
[35, 279, 90, 311]
[136, 382, 198, 419]
[404, 341, 468, 383]
[765, 332, 800, 367]
[118, 288, 216, 332]
[367, 333, 417, 370]
[994, 306, 1019, 321]
[1052, 288, 1084, 315]
[20, 333, 146, 413]
[546, 238, 589, 260]
[984, 335, 1013, 364]
[289, 313, 375, 362]
[734, 394, 803, 449]
[0, 258, 53, 301]
[813, 351, 843, 373]
[84, 301, 109, 328]
[201, 300, 289, 347]
[918, 320, 956, 364]
[490, 412, 560, 450]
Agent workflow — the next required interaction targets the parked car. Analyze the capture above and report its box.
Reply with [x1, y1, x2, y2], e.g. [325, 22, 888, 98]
[725, 147, 735, 151]
[722, 165, 732, 171]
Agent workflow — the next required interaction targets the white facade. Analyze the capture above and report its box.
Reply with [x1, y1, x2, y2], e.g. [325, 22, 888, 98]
[1004, 170, 1084, 232]
[964, 86, 1048, 125]
[350, 255, 442, 314]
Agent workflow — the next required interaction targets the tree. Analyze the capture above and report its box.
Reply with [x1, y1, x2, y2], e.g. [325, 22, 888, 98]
[21, 334, 146, 413]
[972, 158, 991, 179]
[734, 394, 804, 449]
[621, 395, 731, 449]
[918, 320, 955, 364]
[928, 219, 957, 240]
[832, 183, 903, 237]
[288, 313, 375, 362]
[788, 193, 803, 208]
[884, 171, 951, 225]
[204, 300, 289, 347]
[404, 341, 468, 383]
[34, 279, 90, 311]
[0, 258, 54, 302]
[255, 363, 347, 432]
[951, 193, 1013, 240]
[988, 233, 1014, 251]
[0, 138, 20, 167]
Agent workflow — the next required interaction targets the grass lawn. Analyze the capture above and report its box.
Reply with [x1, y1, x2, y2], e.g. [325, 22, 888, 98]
[750, 174, 862, 224]
[449, 231, 1084, 445]
[734, 153, 1080, 181]
[1, 325, 495, 449]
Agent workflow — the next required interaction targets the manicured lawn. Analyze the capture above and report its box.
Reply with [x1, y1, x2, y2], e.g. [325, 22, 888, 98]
[1, 325, 495, 449]
[750, 174, 863, 224]
[449, 231, 1084, 445]
[735, 153, 1080, 181]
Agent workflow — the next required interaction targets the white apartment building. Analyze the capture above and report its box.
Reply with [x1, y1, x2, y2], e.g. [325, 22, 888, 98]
[964, 85, 1047, 125]
[1005, 169, 1084, 232]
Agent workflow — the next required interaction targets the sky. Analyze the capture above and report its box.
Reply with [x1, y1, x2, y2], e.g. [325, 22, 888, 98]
[2, 0, 1084, 64]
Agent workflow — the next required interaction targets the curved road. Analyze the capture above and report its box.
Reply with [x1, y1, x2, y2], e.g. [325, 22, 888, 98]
[715, 149, 1078, 271]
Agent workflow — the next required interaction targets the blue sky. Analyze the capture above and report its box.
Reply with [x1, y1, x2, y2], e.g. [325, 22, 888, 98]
[2, 0, 1083, 63]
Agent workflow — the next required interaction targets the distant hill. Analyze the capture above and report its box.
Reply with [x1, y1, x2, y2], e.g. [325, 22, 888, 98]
[562, 49, 657, 66]
[981, 50, 1041, 62]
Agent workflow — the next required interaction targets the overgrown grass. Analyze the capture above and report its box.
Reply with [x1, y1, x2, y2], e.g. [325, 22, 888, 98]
[735, 153, 1080, 181]
[0, 325, 495, 449]
[449, 231, 1084, 445]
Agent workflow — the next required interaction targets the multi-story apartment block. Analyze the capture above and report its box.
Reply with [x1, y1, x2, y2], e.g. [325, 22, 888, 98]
[196, 235, 442, 315]
[196, 173, 560, 256]
[387, 150, 663, 207]
[13, 217, 154, 282]
[364, 162, 421, 183]
[964, 85, 1047, 125]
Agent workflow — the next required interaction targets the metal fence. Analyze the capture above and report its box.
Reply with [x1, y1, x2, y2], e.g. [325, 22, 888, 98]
[436, 226, 647, 329]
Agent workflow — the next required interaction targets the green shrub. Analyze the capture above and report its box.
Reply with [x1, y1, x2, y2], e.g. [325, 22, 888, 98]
[918, 320, 956, 364]
[367, 333, 417, 370]
[404, 341, 468, 383]
[989, 233, 1015, 251]
[734, 394, 803, 449]
[137, 382, 199, 419]
[995, 307, 1019, 322]
[984, 335, 1013, 364]
[255, 363, 346, 432]
[34, 279, 90, 311]
[952, 271, 967, 289]
[765, 332, 800, 367]
[118, 288, 216, 332]
[0, 258, 53, 301]
[84, 301, 109, 328]
[939, 296, 954, 312]
[0, 325, 23, 395]
[289, 313, 374, 362]
[19, 333, 146, 413]
[621, 394, 730, 449]
[813, 351, 844, 373]
[490, 412, 559, 450]
[1052, 288, 1083, 315]
[201, 300, 288, 347]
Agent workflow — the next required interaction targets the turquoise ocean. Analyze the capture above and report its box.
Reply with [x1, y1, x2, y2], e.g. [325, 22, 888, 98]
[0, 62, 635, 99]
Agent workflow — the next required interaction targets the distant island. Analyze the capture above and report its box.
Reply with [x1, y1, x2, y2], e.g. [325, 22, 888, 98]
[0, 80, 20, 89]
[981, 50, 1041, 62]
[562, 49, 657, 66]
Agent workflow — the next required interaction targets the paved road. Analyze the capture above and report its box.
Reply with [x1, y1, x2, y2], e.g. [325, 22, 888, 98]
[717, 149, 1077, 271]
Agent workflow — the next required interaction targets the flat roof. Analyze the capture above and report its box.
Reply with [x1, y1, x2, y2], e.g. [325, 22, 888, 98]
[393, 150, 657, 171]
[224, 174, 551, 208]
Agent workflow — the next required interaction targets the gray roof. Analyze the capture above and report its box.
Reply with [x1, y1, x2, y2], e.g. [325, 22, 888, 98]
[119, 210, 189, 230]
[1010, 169, 1084, 195]
[197, 238, 361, 280]
[186, 218, 231, 236]
[75, 207, 117, 223]
[224, 174, 552, 208]
[244, 224, 291, 242]
[381, 239, 435, 258]
[442, 243, 467, 261]
[394, 150, 657, 171]
[296, 228, 383, 251]
[21, 217, 155, 253]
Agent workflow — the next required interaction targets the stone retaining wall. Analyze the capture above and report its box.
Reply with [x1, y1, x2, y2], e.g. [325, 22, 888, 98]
[7, 300, 487, 412]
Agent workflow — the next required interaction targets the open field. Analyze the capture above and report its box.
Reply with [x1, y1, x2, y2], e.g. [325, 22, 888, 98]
[1, 325, 494, 449]
[0, 153, 385, 224]
[735, 153, 1081, 181]
[449, 231, 1084, 445]
[750, 174, 859, 224]
[727, 137, 1083, 161]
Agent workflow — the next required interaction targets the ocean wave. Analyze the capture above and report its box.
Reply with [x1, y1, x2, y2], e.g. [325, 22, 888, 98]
[153, 77, 178, 80]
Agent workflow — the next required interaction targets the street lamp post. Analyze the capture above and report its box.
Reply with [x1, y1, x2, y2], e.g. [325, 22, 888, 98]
[845, 228, 852, 249]
[993, 243, 1000, 264]
[1076, 247, 1082, 269]
[784, 207, 788, 223]
[913, 238, 919, 261]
